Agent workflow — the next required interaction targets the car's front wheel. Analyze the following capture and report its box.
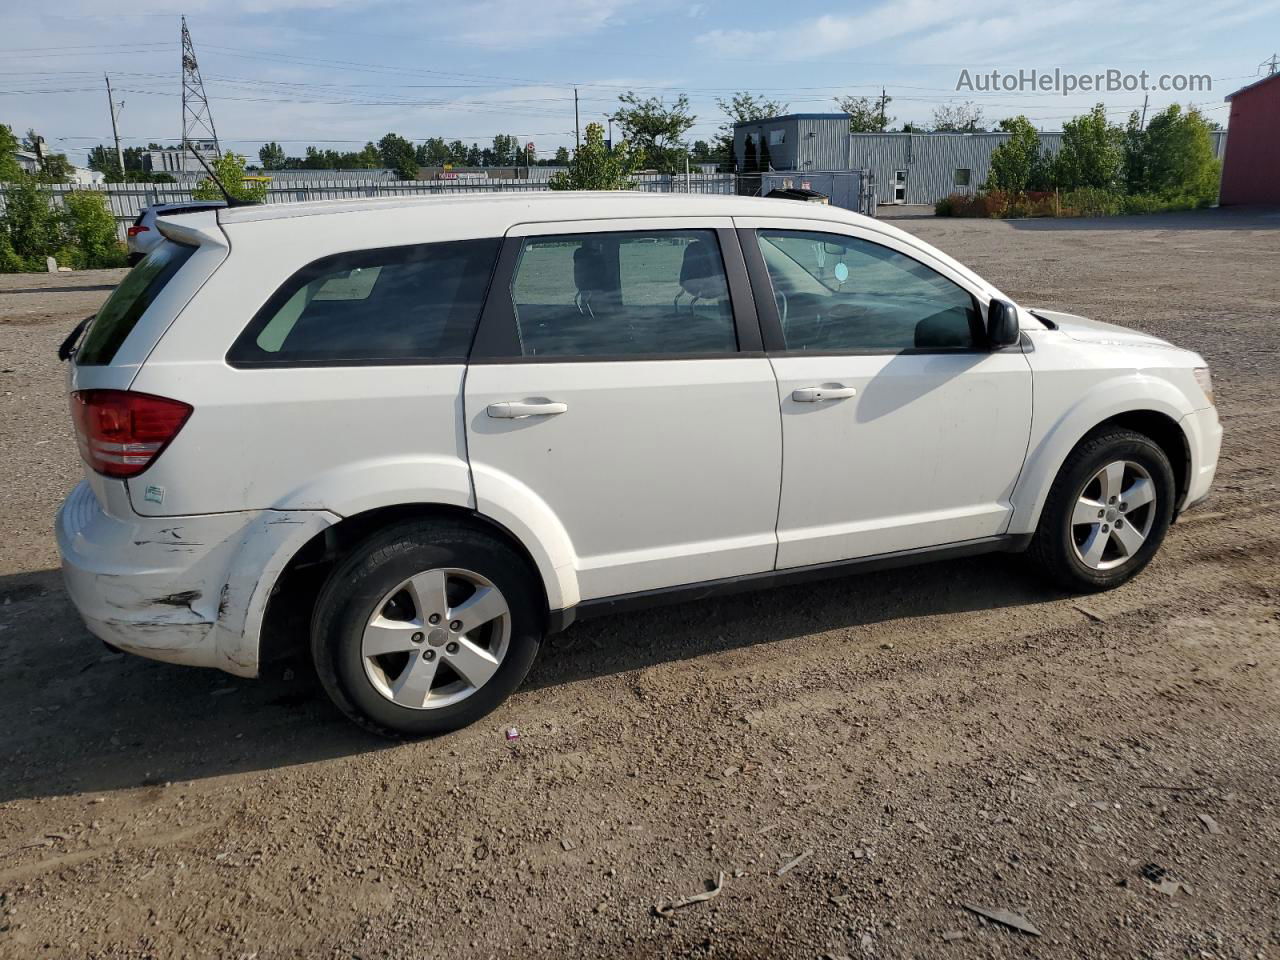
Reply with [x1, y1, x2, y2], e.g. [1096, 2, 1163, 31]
[1029, 428, 1176, 592]
[311, 520, 542, 738]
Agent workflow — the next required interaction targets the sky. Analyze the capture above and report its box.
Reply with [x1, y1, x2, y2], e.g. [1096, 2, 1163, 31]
[3, 0, 1279, 167]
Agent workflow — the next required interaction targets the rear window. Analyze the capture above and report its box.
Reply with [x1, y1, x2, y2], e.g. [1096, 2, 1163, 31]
[227, 239, 500, 366]
[76, 241, 196, 366]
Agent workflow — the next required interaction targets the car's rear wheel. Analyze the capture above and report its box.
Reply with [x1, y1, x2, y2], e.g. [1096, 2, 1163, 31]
[1029, 428, 1176, 592]
[311, 520, 542, 738]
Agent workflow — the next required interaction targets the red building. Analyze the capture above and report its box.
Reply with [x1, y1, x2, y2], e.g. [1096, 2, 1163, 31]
[1220, 71, 1280, 205]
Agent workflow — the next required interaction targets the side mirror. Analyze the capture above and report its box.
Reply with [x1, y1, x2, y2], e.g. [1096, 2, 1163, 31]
[986, 298, 1020, 348]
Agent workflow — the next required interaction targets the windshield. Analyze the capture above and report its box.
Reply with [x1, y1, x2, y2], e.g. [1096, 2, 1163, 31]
[76, 241, 196, 366]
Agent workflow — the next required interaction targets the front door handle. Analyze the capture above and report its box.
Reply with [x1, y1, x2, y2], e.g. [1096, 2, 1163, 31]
[486, 399, 568, 419]
[792, 385, 857, 403]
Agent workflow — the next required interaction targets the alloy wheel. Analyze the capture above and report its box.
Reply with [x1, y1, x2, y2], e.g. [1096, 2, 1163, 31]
[360, 567, 511, 710]
[1070, 459, 1157, 571]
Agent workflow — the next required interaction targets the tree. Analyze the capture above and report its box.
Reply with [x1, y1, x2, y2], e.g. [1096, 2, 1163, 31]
[548, 122, 638, 190]
[931, 101, 985, 132]
[37, 153, 75, 183]
[192, 152, 268, 204]
[87, 144, 124, 181]
[836, 94, 893, 132]
[612, 91, 695, 173]
[986, 116, 1048, 192]
[1054, 104, 1123, 190]
[742, 135, 758, 173]
[0, 124, 23, 182]
[1126, 104, 1220, 202]
[417, 137, 450, 166]
[714, 92, 788, 166]
[554, 146, 570, 164]
[758, 135, 772, 171]
[258, 141, 287, 171]
[491, 134, 522, 166]
[377, 132, 418, 179]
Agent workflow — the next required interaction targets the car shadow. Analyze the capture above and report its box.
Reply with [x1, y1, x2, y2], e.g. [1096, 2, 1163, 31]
[523, 550, 1054, 691]
[0, 553, 1061, 802]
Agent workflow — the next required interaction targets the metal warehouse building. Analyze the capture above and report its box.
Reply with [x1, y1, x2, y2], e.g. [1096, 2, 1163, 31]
[735, 114, 1228, 206]
[1220, 71, 1280, 206]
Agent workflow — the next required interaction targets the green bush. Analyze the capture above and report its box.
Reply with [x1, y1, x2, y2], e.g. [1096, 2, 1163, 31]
[1058, 187, 1123, 217]
[62, 191, 126, 268]
[0, 179, 127, 272]
[1, 177, 63, 265]
[934, 195, 954, 216]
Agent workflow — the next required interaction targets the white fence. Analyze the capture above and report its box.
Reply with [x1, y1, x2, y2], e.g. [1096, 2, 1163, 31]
[0, 173, 739, 240]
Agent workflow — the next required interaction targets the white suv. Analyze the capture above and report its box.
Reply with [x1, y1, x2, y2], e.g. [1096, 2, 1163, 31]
[56, 193, 1221, 736]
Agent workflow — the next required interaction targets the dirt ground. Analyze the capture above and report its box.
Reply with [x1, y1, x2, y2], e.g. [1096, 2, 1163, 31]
[1, 208, 1278, 960]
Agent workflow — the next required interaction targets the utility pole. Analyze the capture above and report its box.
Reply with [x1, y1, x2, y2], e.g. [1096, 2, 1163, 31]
[1139, 93, 1149, 130]
[104, 74, 125, 176]
[574, 87, 581, 151]
[1263, 53, 1279, 76]
[878, 87, 888, 132]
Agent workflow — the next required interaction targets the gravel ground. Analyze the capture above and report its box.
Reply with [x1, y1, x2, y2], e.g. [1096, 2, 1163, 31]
[1, 208, 1278, 960]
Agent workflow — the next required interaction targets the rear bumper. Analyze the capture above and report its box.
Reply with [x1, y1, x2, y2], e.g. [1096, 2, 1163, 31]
[56, 481, 337, 677]
[1180, 405, 1222, 511]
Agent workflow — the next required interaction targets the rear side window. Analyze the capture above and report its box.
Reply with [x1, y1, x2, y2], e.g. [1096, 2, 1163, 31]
[228, 239, 500, 366]
[76, 241, 196, 366]
[509, 230, 736, 357]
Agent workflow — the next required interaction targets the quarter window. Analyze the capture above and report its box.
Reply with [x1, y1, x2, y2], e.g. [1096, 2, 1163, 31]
[756, 230, 980, 352]
[228, 239, 500, 365]
[509, 230, 737, 357]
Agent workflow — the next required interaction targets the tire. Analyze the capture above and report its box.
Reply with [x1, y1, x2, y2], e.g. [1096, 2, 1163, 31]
[126, 252, 144, 267]
[1028, 428, 1176, 592]
[311, 519, 542, 738]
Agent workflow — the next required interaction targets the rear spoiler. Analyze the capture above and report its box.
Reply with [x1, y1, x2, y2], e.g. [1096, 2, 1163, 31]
[155, 209, 229, 250]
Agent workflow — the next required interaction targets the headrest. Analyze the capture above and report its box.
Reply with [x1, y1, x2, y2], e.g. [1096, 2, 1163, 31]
[573, 244, 612, 294]
[679, 240, 727, 300]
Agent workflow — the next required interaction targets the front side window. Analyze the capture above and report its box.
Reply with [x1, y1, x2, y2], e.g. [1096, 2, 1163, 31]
[228, 238, 500, 365]
[509, 230, 737, 357]
[756, 230, 980, 352]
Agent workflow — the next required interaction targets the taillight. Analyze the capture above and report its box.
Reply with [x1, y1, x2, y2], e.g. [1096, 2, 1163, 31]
[127, 225, 149, 238]
[69, 390, 192, 479]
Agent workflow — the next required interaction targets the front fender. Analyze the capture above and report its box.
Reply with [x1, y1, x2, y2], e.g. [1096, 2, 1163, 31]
[1008, 374, 1194, 534]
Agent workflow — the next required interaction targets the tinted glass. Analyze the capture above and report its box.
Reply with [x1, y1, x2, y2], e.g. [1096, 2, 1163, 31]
[757, 230, 979, 352]
[229, 239, 500, 365]
[510, 230, 736, 357]
[76, 241, 196, 365]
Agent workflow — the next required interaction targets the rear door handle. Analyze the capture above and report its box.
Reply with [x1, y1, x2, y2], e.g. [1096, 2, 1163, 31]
[792, 385, 857, 403]
[486, 399, 568, 419]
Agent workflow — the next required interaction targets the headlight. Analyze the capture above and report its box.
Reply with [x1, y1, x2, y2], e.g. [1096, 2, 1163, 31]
[1193, 367, 1214, 407]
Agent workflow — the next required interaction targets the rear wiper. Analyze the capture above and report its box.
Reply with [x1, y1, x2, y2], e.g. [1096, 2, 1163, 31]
[57, 315, 93, 362]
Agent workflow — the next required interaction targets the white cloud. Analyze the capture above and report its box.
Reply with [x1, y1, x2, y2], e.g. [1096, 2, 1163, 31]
[443, 0, 638, 49]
